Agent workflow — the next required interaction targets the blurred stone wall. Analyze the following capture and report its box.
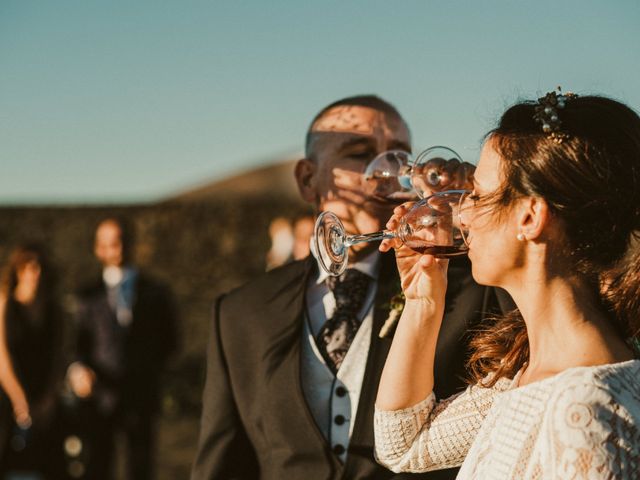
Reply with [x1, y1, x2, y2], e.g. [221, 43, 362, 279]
[0, 192, 311, 477]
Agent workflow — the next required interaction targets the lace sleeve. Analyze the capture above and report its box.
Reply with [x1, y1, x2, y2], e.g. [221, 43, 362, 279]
[374, 378, 510, 473]
[545, 381, 640, 479]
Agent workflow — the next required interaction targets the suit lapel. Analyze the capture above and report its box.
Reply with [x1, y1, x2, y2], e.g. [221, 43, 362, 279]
[258, 258, 344, 469]
[260, 258, 313, 379]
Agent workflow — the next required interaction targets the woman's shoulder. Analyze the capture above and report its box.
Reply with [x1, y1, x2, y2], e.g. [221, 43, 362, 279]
[539, 360, 640, 475]
[545, 359, 640, 419]
[550, 359, 640, 393]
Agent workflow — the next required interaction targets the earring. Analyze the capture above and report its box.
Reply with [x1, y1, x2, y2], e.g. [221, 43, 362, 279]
[516, 232, 525, 241]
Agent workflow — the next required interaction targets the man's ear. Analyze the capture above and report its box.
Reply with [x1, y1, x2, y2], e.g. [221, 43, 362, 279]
[294, 158, 318, 203]
[516, 196, 550, 241]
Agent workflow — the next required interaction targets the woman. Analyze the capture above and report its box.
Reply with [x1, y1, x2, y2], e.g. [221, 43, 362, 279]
[0, 244, 64, 474]
[374, 92, 640, 478]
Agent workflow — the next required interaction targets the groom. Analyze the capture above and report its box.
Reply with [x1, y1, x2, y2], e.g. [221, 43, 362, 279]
[191, 95, 511, 479]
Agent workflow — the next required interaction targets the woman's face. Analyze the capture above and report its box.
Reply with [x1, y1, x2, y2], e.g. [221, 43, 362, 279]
[16, 260, 41, 293]
[462, 140, 523, 287]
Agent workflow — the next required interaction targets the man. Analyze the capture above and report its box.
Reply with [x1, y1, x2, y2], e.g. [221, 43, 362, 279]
[191, 96, 511, 479]
[67, 217, 178, 480]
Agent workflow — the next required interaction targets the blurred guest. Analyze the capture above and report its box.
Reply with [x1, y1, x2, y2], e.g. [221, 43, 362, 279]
[374, 93, 640, 477]
[0, 244, 64, 478]
[67, 217, 178, 480]
[265, 217, 295, 270]
[292, 215, 314, 261]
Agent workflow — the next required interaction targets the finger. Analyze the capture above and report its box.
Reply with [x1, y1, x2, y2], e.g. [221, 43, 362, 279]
[379, 239, 392, 252]
[394, 243, 420, 259]
[418, 254, 435, 270]
[397, 201, 416, 213]
[435, 257, 450, 272]
[385, 216, 400, 230]
[393, 204, 406, 215]
[386, 202, 414, 229]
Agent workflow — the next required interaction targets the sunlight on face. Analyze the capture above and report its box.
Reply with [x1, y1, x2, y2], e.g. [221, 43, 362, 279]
[311, 105, 380, 137]
[308, 105, 411, 254]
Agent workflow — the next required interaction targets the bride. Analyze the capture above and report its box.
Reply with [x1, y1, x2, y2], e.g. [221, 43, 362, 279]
[374, 91, 640, 479]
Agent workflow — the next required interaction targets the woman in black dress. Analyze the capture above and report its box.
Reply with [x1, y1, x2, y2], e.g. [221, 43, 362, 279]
[0, 244, 64, 476]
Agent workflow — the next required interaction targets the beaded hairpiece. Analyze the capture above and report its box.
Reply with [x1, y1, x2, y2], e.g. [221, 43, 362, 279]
[533, 86, 577, 143]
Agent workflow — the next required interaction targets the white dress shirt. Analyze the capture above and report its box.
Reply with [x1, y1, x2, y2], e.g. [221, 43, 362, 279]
[301, 249, 380, 463]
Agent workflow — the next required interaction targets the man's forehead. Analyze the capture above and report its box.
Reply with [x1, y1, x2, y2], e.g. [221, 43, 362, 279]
[97, 221, 122, 238]
[311, 104, 405, 137]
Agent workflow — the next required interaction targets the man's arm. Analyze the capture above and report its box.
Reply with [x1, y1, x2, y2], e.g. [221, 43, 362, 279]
[67, 295, 97, 399]
[191, 295, 259, 480]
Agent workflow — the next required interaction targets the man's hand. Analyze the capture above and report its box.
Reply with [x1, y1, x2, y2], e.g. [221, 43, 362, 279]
[67, 362, 96, 399]
[412, 159, 475, 198]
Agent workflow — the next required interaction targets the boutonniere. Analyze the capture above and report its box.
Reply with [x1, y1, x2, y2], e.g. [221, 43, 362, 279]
[378, 291, 405, 338]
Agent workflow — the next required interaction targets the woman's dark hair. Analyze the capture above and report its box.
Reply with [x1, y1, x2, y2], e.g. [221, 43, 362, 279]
[468, 95, 640, 385]
[1, 243, 56, 306]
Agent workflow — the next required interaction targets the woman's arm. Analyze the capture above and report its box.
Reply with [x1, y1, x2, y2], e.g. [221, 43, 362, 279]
[375, 378, 508, 472]
[374, 203, 502, 472]
[0, 294, 31, 426]
[376, 203, 449, 410]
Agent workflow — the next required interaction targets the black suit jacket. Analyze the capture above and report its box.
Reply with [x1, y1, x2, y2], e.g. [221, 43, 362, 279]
[75, 272, 178, 415]
[191, 253, 512, 479]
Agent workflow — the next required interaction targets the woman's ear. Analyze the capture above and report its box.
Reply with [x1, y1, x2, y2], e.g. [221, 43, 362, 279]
[516, 196, 550, 241]
[294, 158, 318, 203]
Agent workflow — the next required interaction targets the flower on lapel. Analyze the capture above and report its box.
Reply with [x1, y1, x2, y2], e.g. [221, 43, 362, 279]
[378, 291, 405, 338]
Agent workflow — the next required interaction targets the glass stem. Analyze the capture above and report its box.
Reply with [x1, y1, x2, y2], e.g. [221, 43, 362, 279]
[345, 230, 396, 247]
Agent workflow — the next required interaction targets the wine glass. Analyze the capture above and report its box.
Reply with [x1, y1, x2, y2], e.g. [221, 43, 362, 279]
[314, 190, 470, 276]
[361, 146, 474, 202]
[410, 146, 475, 198]
[361, 150, 415, 201]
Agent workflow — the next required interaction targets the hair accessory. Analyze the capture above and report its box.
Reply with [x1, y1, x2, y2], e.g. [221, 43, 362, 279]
[533, 86, 577, 143]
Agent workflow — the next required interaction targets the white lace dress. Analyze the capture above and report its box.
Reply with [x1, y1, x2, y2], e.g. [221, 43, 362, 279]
[374, 360, 640, 479]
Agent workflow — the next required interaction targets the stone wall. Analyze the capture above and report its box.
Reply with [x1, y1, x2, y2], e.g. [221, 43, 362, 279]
[0, 193, 311, 477]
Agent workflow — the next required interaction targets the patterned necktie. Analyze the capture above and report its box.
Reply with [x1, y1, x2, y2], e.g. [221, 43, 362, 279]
[317, 268, 371, 374]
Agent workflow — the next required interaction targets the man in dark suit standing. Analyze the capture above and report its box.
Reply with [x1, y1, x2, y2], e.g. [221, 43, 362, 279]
[191, 96, 510, 479]
[67, 217, 178, 480]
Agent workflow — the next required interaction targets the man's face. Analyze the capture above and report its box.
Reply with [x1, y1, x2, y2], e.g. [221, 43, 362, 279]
[304, 104, 411, 257]
[94, 221, 124, 268]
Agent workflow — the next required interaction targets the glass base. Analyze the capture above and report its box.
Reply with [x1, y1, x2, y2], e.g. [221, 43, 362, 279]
[313, 211, 348, 276]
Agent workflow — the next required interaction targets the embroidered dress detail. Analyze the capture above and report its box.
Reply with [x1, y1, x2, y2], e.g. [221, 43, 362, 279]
[374, 361, 640, 479]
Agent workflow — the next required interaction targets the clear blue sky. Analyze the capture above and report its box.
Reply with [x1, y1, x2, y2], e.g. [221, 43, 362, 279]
[1, 0, 639, 204]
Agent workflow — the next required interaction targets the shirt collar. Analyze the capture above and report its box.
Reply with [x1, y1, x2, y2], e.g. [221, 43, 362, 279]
[102, 265, 137, 288]
[313, 247, 380, 285]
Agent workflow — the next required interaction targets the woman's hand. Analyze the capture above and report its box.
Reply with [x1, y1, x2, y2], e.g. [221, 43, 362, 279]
[12, 398, 31, 428]
[376, 202, 449, 410]
[380, 203, 448, 303]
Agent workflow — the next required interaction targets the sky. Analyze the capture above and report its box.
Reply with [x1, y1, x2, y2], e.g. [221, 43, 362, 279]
[1, 0, 639, 204]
